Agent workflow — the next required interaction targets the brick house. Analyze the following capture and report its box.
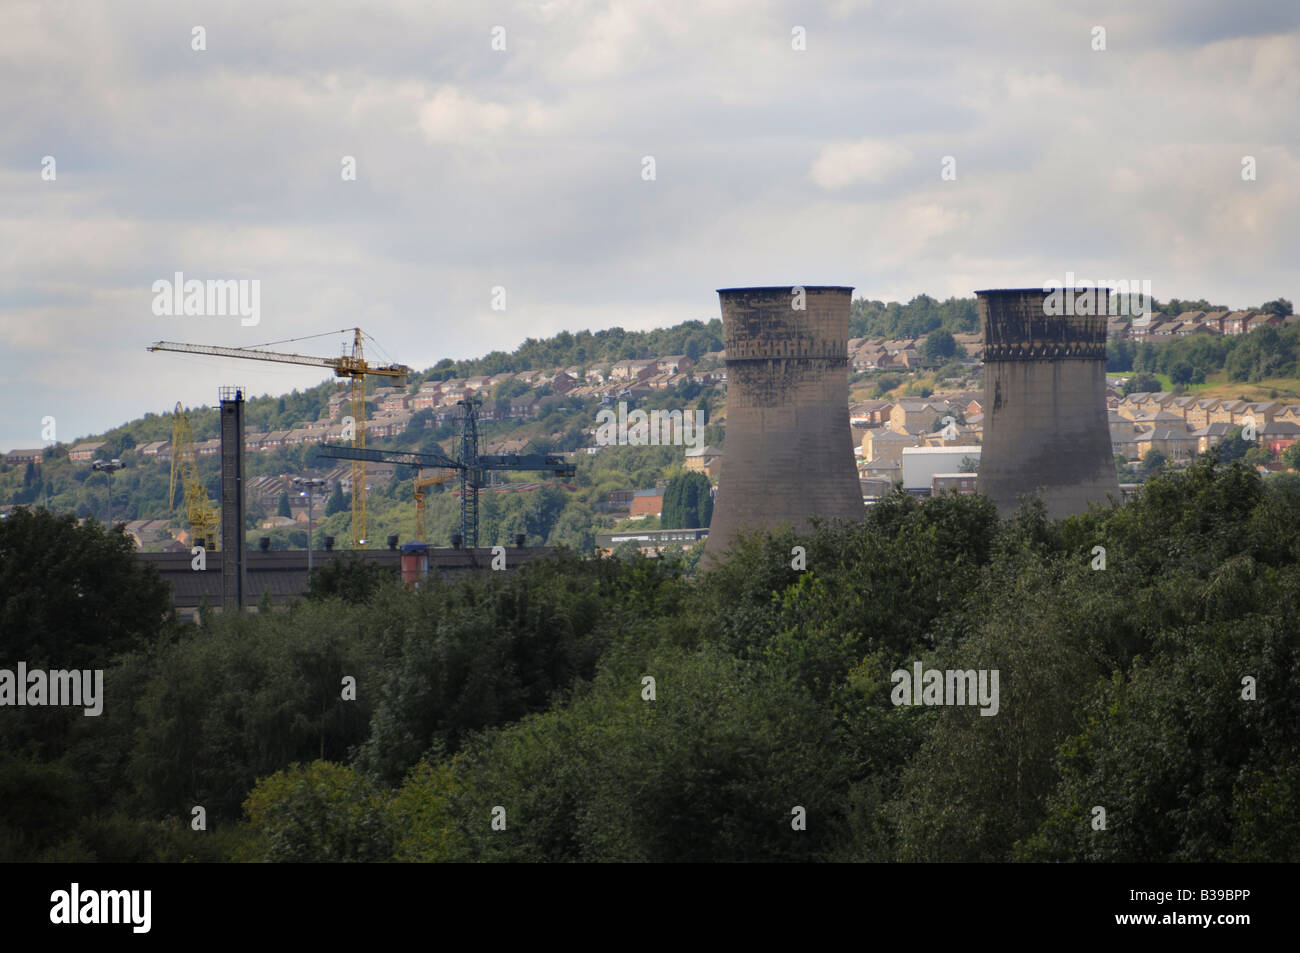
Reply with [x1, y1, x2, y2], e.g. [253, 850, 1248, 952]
[655, 355, 694, 374]
[1223, 311, 1256, 335]
[684, 446, 723, 479]
[382, 393, 411, 414]
[1261, 420, 1300, 457]
[1136, 428, 1198, 461]
[69, 441, 106, 462]
[863, 427, 919, 465]
[1190, 421, 1235, 455]
[849, 400, 894, 428]
[629, 487, 666, 518]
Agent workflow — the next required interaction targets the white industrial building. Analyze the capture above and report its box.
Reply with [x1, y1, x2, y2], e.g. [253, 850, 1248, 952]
[901, 446, 982, 492]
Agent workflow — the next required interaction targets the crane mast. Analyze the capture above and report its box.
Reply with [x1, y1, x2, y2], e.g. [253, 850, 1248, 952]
[413, 469, 456, 544]
[149, 329, 409, 549]
[315, 428, 576, 548]
[169, 402, 220, 550]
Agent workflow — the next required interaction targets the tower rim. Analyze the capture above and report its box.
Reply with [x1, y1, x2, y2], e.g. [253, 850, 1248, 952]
[974, 287, 1118, 295]
[717, 285, 855, 295]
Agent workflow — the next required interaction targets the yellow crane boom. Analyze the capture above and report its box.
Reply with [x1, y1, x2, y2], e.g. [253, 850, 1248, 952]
[170, 402, 220, 550]
[149, 328, 409, 549]
[413, 469, 456, 543]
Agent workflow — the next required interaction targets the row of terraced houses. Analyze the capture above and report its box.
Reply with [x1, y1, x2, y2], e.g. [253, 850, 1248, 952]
[1116, 309, 1300, 341]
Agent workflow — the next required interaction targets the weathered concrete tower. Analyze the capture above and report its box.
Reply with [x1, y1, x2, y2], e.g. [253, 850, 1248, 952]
[705, 286, 864, 563]
[976, 288, 1119, 519]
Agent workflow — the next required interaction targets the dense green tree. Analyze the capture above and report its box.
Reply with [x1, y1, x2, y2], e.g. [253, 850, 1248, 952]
[1244, 446, 1274, 467]
[1215, 427, 1252, 463]
[547, 502, 596, 554]
[276, 490, 292, 518]
[1156, 298, 1224, 314]
[1267, 471, 1300, 491]
[936, 359, 965, 381]
[242, 762, 395, 862]
[611, 539, 642, 561]
[891, 551, 1118, 860]
[873, 374, 904, 397]
[1122, 372, 1162, 396]
[921, 329, 956, 362]
[850, 295, 978, 339]
[13, 389, 1300, 864]
[660, 472, 712, 529]
[0, 754, 92, 860]
[1020, 589, 1300, 862]
[497, 485, 571, 546]
[1282, 442, 1300, 471]
[1106, 335, 1134, 372]
[128, 598, 385, 821]
[0, 508, 170, 671]
[354, 553, 659, 785]
[1132, 342, 1159, 374]
[442, 647, 851, 862]
[325, 481, 347, 517]
[306, 552, 396, 604]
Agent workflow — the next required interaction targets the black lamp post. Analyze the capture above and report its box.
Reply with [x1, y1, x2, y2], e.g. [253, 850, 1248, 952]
[293, 476, 328, 573]
[91, 458, 125, 527]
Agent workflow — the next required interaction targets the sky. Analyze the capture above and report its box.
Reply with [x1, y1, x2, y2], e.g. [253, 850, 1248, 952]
[2, 0, 1298, 451]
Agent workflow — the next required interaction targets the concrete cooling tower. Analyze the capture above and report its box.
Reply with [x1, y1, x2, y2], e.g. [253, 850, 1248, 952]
[705, 286, 864, 564]
[975, 287, 1119, 519]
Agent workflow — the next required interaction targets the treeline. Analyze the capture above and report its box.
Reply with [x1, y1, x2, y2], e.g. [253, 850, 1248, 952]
[421, 320, 725, 382]
[848, 294, 1293, 351]
[4, 456, 1297, 862]
[1108, 323, 1300, 384]
[1151, 297, 1292, 317]
[850, 294, 979, 340]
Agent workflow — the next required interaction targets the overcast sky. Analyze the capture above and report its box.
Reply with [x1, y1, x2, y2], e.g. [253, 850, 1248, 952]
[2, 0, 1298, 450]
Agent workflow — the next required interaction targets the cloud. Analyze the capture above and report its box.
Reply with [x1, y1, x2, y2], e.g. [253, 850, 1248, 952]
[2, 0, 1299, 450]
[417, 87, 517, 142]
[809, 139, 914, 189]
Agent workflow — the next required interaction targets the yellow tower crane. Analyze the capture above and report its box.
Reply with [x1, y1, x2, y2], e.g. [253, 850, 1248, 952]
[413, 468, 456, 544]
[170, 402, 220, 549]
[149, 328, 410, 549]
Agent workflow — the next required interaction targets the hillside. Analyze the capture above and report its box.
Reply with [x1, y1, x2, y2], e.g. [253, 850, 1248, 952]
[7, 295, 1299, 553]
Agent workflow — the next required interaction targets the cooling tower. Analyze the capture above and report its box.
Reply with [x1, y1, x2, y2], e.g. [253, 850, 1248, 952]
[976, 288, 1119, 519]
[705, 286, 864, 563]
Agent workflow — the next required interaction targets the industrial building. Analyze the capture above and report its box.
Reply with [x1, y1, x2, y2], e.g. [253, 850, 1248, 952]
[139, 546, 556, 618]
[975, 288, 1120, 518]
[901, 445, 982, 492]
[705, 286, 865, 563]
